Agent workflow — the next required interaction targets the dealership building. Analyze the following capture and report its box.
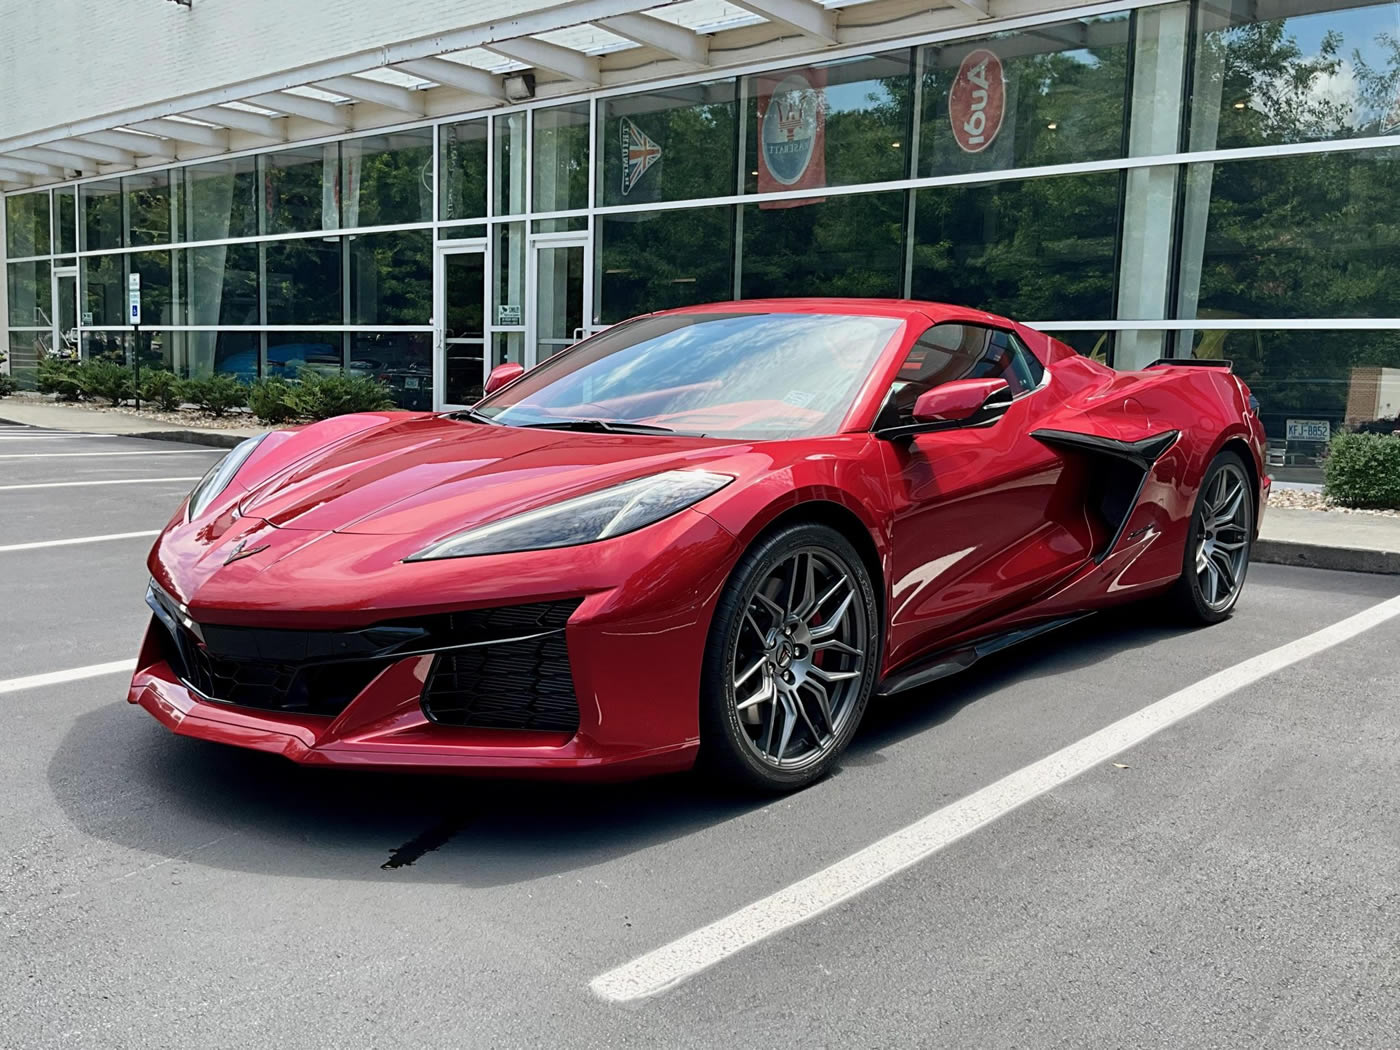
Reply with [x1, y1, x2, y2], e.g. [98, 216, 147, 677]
[3, 0, 1398, 473]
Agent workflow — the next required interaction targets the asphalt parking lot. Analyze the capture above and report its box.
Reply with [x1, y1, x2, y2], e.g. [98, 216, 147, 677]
[2, 422, 1398, 1049]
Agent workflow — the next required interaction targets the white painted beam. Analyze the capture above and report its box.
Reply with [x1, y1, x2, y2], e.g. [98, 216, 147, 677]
[0, 156, 65, 178]
[596, 13, 710, 65]
[943, 0, 991, 18]
[728, 0, 838, 42]
[184, 106, 285, 140]
[315, 75, 426, 115]
[126, 118, 230, 150]
[42, 139, 137, 166]
[80, 130, 178, 159]
[9, 148, 93, 174]
[395, 57, 505, 101]
[245, 92, 348, 129]
[485, 37, 601, 85]
[0, 179, 35, 191]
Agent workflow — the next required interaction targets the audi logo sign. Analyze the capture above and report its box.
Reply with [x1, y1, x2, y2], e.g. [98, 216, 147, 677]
[949, 48, 1006, 154]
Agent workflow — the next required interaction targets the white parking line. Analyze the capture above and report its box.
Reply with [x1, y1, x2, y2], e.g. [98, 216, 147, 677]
[0, 660, 135, 696]
[0, 530, 159, 553]
[0, 449, 217, 459]
[0, 433, 118, 439]
[590, 592, 1400, 1003]
[0, 477, 200, 492]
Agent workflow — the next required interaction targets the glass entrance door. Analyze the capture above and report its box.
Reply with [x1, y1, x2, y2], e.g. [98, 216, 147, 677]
[52, 270, 79, 360]
[436, 247, 487, 407]
[530, 235, 589, 363]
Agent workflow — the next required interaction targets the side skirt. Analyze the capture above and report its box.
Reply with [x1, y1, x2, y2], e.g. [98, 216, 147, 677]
[876, 613, 1093, 696]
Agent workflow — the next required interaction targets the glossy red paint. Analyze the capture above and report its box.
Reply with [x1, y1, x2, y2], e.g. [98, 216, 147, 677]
[128, 297, 1268, 779]
[911, 377, 1008, 423]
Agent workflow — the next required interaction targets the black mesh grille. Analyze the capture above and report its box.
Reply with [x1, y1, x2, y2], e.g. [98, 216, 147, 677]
[147, 583, 581, 728]
[421, 601, 581, 733]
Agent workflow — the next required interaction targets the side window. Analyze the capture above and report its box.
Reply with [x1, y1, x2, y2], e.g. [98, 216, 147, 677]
[878, 324, 1045, 426]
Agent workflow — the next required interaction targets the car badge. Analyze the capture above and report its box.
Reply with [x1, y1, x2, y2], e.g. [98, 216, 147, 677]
[224, 537, 270, 565]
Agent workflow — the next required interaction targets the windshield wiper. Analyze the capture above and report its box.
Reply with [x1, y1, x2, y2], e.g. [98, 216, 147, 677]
[516, 418, 675, 434]
[445, 408, 499, 426]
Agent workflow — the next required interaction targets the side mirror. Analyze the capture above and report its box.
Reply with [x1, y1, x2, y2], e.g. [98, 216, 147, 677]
[880, 378, 1013, 439]
[483, 361, 525, 396]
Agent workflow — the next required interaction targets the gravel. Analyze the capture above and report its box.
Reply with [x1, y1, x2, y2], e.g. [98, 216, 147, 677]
[1268, 486, 1400, 518]
[6, 391, 258, 431]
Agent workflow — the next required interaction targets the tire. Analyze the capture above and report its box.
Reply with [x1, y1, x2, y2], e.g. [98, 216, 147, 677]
[1168, 449, 1255, 624]
[698, 522, 881, 792]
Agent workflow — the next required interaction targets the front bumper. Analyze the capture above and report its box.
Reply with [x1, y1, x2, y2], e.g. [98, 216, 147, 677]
[128, 508, 740, 778]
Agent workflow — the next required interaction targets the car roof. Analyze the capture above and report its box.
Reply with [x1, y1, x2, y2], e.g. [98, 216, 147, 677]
[655, 297, 1021, 330]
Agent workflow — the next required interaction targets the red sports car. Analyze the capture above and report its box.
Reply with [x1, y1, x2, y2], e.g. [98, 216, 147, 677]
[129, 299, 1269, 791]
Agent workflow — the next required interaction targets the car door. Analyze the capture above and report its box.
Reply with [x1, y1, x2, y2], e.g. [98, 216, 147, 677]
[877, 322, 1097, 670]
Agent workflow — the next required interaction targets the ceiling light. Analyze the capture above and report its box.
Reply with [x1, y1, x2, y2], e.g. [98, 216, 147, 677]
[503, 73, 536, 102]
[1046, 122, 1058, 130]
[1233, 100, 1247, 109]
[891, 141, 902, 148]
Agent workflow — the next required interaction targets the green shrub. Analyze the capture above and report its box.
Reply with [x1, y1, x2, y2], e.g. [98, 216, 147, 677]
[79, 358, 137, 406]
[1324, 432, 1400, 509]
[289, 371, 394, 421]
[37, 356, 85, 401]
[0, 373, 16, 398]
[247, 376, 300, 424]
[139, 369, 183, 411]
[178, 374, 248, 417]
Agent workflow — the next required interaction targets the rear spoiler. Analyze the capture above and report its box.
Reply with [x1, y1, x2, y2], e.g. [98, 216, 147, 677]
[1147, 358, 1233, 371]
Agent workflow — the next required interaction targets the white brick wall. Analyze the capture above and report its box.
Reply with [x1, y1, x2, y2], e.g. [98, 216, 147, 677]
[0, 0, 580, 141]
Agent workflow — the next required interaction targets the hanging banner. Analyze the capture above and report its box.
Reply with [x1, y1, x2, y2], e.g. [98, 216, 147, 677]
[620, 117, 662, 196]
[756, 67, 826, 209]
[949, 48, 1006, 154]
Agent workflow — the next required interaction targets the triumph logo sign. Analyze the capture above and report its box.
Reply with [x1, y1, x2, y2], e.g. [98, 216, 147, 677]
[949, 48, 1006, 154]
[757, 68, 827, 208]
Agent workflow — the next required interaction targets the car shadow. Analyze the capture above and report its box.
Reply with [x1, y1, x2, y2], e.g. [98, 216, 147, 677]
[46, 605, 1185, 888]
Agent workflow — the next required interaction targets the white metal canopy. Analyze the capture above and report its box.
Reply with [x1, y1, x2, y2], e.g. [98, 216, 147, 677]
[0, 0, 1104, 192]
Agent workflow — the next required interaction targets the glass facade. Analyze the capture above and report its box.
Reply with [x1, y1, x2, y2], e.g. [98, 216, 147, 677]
[4, 0, 1399, 469]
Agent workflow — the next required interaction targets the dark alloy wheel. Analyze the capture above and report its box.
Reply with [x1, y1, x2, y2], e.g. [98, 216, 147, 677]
[700, 522, 880, 792]
[1170, 449, 1254, 624]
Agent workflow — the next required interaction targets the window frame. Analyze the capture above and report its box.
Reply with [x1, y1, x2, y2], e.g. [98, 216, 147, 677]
[872, 319, 1048, 431]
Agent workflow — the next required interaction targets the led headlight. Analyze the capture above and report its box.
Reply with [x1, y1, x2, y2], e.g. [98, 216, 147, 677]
[407, 469, 733, 561]
[186, 434, 266, 521]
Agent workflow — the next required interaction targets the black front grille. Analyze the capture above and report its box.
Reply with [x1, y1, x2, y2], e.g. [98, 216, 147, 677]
[147, 582, 581, 728]
[421, 601, 581, 733]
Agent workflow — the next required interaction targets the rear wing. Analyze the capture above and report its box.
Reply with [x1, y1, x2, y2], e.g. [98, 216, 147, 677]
[1147, 358, 1233, 371]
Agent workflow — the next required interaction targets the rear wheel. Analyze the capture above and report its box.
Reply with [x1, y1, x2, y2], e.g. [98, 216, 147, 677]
[1169, 450, 1254, 624]
[699, 523, 880, 792]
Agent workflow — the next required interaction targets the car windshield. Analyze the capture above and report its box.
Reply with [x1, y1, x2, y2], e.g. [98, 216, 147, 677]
[475, 312, 904, 440]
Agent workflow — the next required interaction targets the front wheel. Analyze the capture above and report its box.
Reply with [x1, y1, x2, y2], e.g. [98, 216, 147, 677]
[699, 523, 880, 792]
[1169, 450, 1255, 624]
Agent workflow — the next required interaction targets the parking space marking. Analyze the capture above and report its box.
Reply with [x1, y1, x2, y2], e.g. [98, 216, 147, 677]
[0, 433, 118, 439]
[0, 477, 201, 492]
[590, 591, 1400, 1003]
[0, 449, 218, 460]
[0, 660, 135, 696]
[0, 530, 159, 553]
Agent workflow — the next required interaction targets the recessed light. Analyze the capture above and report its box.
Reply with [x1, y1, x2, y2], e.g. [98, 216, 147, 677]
[1046, 122, 1058, 130]
[891, 141, 902, 148]
[750, 170, 758, 176]
[1233, 100, 1247, 109]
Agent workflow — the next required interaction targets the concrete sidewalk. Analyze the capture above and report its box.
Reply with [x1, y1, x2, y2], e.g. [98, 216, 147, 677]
[1257, 507, 1400, 575]
[0, 398, 260, 448]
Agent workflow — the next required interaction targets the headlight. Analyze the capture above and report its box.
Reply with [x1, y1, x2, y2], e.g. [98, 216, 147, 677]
[407, 469, 732, 561]
[186, 434, 266, 521]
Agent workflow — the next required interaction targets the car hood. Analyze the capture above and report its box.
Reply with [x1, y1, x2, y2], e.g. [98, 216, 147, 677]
[236, 414, 743, 538]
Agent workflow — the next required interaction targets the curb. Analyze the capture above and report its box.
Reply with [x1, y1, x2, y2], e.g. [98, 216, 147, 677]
[114, 429, 252, 449]
[0, 413, 255, 450]
[1253, 538, 1400, 575]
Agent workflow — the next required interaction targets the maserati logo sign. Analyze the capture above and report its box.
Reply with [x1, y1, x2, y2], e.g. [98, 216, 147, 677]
[620, 118, 662, 196]
[949, 48, 1006, 154]
[760, 71, 824, 187]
